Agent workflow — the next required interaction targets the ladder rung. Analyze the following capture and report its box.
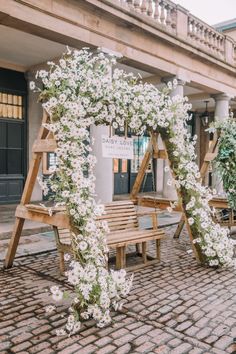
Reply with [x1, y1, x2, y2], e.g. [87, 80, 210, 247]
[32, 139, 57, 152]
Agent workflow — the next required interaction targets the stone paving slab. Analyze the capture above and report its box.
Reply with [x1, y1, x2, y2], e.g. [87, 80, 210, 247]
[0, 232, 57, 261]
[0, 226, 236, 354]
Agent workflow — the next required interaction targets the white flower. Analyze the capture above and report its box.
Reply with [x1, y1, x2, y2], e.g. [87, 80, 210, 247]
[30, 81, 35, 90]
[55, 328, 66, 336]
[64, 253, 71, 261]
[35, 48, 234, 335]
[188, 217, 194, 225]
[164, 166, 170, 172]
[78, 241, 88, 251]
[45, 305, 55, 313]
[52, 289, 63, 302]
[167, 179, 172, 186]
[50, 285, 59, 294]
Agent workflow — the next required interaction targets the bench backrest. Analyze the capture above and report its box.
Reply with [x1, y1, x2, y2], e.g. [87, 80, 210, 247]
[100, 201, 138, 232]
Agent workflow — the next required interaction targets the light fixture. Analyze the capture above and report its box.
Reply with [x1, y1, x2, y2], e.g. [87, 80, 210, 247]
[200, 100, 210, 127]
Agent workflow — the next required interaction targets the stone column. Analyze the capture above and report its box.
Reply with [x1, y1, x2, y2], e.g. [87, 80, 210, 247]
[90, 126, 113, 203]
[25, 70, 43, 202]
[170, 78, 185, 98]
[162, 78, 185, 200]
[212, 93, 231, 122]
[212, 93, 231, 195]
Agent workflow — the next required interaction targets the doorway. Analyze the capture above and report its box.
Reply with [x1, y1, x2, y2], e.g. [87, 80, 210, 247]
[113, 135, 153, 195]
[0, 69, 27, 204]
[113, 158, 129, 195]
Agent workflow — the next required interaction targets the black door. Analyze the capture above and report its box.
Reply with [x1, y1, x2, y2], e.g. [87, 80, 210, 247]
[0, 69, 27, 204]
[114, 158, 129, 194]
[130, 136, 153, 192]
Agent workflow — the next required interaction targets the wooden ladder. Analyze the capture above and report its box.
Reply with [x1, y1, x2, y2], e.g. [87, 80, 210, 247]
[4, 111, 70, 268]
[130, 132, 205, 263]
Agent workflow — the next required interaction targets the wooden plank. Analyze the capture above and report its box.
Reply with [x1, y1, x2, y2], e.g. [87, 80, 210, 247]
[153, 150, 167, 159]
[99, 211, 137, 219]
[32, 139, 57, 153]
[25, 204, 66, 214]
[200, 133, 219, 180]
[108, 234, 164, 248]
[209, 198, 229, 208]
[204, 152, 217, 162]
[15, 205, 70, 228]
[107, 231, 165, 245]
[138, 197, 182, 211]
[105, 200, 134, 207]
[151, 132, 159, 155]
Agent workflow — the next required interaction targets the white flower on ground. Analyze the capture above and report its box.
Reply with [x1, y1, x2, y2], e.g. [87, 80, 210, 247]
[45, 305, 55, 313]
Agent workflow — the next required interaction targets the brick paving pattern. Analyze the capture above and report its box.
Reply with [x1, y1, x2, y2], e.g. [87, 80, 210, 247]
[0, 226, 236, 354]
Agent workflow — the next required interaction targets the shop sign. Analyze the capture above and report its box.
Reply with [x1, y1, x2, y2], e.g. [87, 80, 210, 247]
[102, 135, 134, 159]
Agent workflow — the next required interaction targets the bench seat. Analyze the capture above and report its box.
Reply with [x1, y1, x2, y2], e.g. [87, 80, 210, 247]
[53, 200, 165, 273]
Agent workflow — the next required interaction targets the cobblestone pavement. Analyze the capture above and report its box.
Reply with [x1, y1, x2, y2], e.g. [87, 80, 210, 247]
[0, 226, 236, 354]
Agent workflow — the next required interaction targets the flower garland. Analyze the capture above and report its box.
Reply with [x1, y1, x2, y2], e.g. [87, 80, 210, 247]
[213, 117, 236, 210]
[33, 48, 235, 336]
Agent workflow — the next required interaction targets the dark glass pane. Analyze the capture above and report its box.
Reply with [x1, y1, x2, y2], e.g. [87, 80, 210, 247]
[0, 122, 6, 147]
[7, 150, 22, 174]
[0, 181, 7, 199]
[7, 122, 22, 148]
[0, 149, 6, 174]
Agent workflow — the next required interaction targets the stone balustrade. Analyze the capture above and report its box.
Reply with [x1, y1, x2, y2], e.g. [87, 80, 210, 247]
[119, 0, 177, 32]
[117, 0, 236, 66]
[188, 15, 225, 59]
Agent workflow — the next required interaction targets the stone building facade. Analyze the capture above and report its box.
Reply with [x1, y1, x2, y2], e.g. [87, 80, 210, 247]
[0, 0, 236, 204]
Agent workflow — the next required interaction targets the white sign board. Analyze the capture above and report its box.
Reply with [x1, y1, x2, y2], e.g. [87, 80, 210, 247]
[102, 135, 134, 159]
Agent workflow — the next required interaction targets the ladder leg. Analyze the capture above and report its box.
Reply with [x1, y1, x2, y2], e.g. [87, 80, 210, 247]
[173, 214, 185, 239]
[4, 217, 25, 268]
[59, 252, 65, 274]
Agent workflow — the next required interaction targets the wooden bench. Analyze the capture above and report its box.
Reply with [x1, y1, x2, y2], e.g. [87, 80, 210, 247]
[53, 200, 165, 273]
[209, 197, 236, 229]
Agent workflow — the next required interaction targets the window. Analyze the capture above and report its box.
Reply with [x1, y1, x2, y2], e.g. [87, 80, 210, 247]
[0, 93, 23, 120]
[131, 136, 151, 173]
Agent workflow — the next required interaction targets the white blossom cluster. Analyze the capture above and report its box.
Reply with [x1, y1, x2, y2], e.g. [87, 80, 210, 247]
[32, 48, 235, 335]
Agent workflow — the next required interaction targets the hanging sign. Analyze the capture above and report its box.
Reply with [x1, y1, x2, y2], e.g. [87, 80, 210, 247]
[102, 135, 134, 159]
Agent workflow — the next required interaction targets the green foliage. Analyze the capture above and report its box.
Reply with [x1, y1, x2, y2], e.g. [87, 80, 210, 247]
[214, 117, 236, 209]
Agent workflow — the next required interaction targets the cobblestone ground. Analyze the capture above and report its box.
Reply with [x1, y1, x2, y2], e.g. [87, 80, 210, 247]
[0, 226, 236, 354]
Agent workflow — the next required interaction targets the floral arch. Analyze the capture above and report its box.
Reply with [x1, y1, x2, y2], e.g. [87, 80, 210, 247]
[33, 48, 235, 336]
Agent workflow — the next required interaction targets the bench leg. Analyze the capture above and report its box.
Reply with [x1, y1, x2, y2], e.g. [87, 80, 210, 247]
[135, 243, 141, 255]
[156, 239, 161, 261]
[142, 242, 147, 264]
[116, 246, 126, 269]
[59, 252, 65, 274]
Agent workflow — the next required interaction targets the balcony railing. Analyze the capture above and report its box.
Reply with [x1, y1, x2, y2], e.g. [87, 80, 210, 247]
[116, 0, 236, 66]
